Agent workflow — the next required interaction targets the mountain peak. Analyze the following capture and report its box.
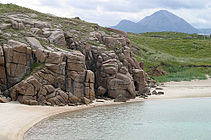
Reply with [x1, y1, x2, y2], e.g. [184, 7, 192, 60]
[156, 10, 171, 14]
[112, 10, 199, 34]
[118, 19, 135, 24]
[150, 10, 176, 18]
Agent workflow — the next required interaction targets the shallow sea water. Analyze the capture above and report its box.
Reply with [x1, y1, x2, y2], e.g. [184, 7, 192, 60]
[25, 97, 211, 140]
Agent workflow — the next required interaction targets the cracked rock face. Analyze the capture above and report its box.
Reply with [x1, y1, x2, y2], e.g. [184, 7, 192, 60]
[2, 42, 95, 106]
[0, 46, 7, 90]
[0, 40, 32, 89]
[0, 12, 151, 105]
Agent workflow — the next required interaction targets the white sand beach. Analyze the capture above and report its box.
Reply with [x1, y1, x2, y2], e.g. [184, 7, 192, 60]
[0, 78, 211, 140]
[149, 78, 211, 99]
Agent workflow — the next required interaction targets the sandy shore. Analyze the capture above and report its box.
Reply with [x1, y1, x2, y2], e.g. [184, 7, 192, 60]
[149, 78, 211, 100]
[0, 78, 211, 140]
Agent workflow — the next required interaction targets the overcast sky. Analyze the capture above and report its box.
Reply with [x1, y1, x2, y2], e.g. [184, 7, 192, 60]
[1, 0, 211, 28]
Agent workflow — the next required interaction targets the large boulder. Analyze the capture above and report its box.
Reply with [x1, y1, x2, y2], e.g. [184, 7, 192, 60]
[107, 72, 136, 99]
[66, 51, 85, 72]
[47, 88, 69, 106]
[3, 40, 32, 88]
[26, 37, 44, 49]
[102, 59, 118, 75]
[34, 48, 49, 63]
[30, 28, 42, 36]
[96, 86, 107, 96]
[132, 69, 148, 95]
[11, 20, 25, 30]
[18, 95, 38, 105]
[0, 24, 12, 30]
[114, 94, 127, 102]
[49, 31, 66, 47]
[0, 95, 11, 103]
[10, 76, 42, 100]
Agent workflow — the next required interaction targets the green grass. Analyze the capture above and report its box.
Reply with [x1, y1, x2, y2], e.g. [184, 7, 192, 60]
[129, 32, 211, 82]
[31, 62, 45, 70]
[88, 41, 100, 46]
[102, 28, 112, 35]
[152, 66, 211, 82]
[24, 62, 45, 79]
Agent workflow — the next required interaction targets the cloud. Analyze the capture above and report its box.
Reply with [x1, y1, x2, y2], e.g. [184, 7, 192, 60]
[0, 0, 211, 28]
[38, 0, 211, 12]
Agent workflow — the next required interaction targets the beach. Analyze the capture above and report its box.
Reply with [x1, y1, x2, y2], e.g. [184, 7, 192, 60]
[1, 78, 211, 140]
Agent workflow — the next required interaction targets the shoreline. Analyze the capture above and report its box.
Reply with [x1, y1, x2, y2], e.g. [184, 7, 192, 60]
[0, 78, 211, 140]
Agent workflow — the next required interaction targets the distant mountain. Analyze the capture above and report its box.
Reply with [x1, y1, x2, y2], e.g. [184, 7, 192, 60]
[112, 10, 200, 34]
[198, 28, 211, 35]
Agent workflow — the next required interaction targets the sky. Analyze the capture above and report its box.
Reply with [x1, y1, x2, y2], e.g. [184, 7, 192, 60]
[0, 0, 211, 28]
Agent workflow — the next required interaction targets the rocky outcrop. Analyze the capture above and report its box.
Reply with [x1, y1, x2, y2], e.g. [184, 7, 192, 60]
[85, 30, 151, 101]
[49, 30, 66, 46]
[2, 41, 95, 105]
[0, 11, 153, 105]
[0, 40, 32, 90]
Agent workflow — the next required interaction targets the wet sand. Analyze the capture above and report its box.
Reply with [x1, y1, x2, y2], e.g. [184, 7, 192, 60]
[0, 78, 211, 140]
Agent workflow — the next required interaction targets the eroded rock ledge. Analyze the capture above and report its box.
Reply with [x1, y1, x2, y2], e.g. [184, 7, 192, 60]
[0, 13, 156, 106]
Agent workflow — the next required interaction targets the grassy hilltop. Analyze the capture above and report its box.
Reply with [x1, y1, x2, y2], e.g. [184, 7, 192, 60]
[0, 3, 109, 47]
[129, 32, 211, 82]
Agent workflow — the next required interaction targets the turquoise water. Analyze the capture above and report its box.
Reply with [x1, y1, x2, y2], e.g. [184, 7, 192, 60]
[25, 97, 211, 140]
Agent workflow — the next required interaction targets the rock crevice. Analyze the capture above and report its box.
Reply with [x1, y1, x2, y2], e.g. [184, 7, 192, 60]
[0, 45, 8, 91]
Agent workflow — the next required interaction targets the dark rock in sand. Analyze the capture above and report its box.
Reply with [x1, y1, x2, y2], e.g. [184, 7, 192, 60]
[114, 94, 127, 102]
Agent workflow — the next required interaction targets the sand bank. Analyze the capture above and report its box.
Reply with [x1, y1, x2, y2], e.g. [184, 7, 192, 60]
[0, 78, 211, 140]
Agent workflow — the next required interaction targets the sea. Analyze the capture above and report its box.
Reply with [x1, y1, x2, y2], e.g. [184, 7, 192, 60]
[25, 97, 211, 140]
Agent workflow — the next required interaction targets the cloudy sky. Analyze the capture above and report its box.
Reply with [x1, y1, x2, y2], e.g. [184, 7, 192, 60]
[0, 0, 211, 28]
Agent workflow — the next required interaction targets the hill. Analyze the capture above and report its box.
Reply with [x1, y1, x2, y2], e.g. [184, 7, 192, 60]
[198, 28, 211, 35]
[112, 10, 199, 34]
[129, 32, 211, 82]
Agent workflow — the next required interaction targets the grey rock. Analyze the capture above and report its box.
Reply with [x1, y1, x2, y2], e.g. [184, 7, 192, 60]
[114, 94, 127, 102]
[96, 86, 107, 96]
[0, 24, 12, 30]
[49, 31, 66, 47]
[30, 28, 42, 35]
[0, 95, 11, 103]
[158, 91, 164, 95]
[26, 37, 44, 49]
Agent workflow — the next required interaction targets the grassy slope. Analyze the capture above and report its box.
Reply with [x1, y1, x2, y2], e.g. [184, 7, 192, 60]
[0, 3, 105, 46]
[129, 32, 211, 82]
